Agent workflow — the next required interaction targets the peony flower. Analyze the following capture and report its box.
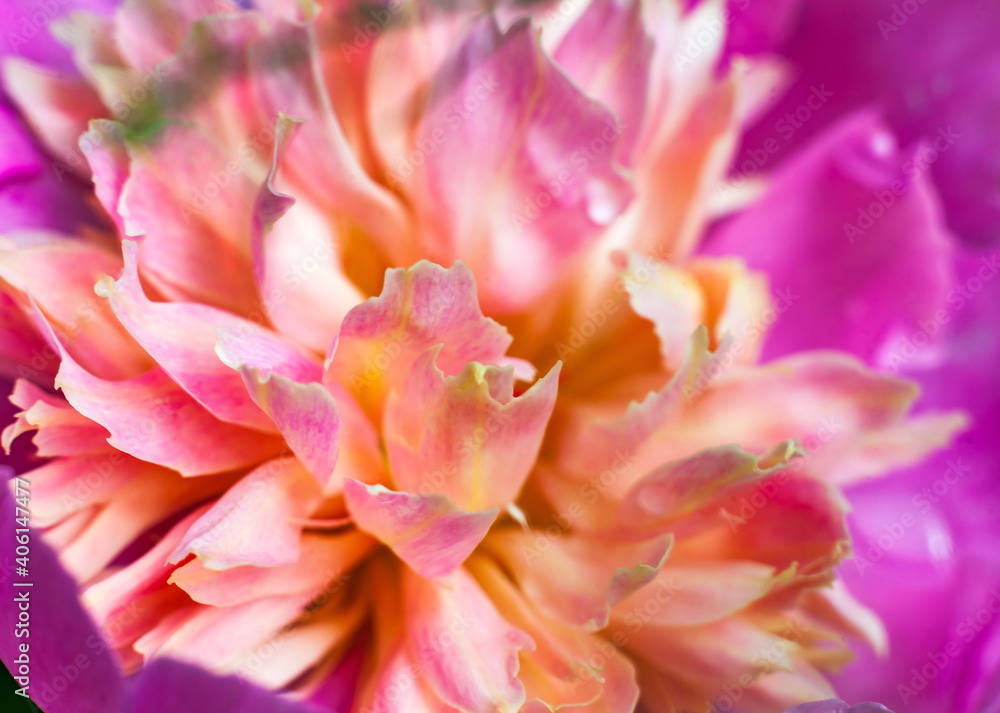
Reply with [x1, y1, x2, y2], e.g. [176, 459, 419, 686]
[0, 0, 967, 712]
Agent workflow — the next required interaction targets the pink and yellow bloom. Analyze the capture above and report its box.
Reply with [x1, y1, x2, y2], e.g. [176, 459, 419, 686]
[0, 0, 973, 711]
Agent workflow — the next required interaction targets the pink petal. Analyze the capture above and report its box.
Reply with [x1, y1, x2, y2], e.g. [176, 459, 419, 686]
[52, 341, 283, 476]
[134, 595, 312, 672]
[404, 567, 533, 713]
[359, 644, 463, 713]
[616, 442, 802, 538]
[385, 352, 560, 511]
[169, 457, 322, 569]
[344, 479, 498, 578]
[553, 0, 653, 167]
[399, 16, 633, 314]
[97, 241, 317, 431]
[0, 237, 149, 379]
[170, 530, 373, 607]
[2, 379, 107, 457]
[55, 465, 227, 582]
[219, 330, 339, 488]
[115, 123, 261, 316]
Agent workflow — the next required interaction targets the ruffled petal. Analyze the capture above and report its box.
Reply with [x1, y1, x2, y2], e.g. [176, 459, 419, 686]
[97, 241, 318, 431]
[385, 352, 560, 511]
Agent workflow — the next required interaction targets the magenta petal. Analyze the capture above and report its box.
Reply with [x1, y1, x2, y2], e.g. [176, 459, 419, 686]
[784, 702, 893, 713]
[130, 657, 320, 713]
[0, 480, 125, 713]
[704, 111, 954, 363]
[739, 0, 1000, 246]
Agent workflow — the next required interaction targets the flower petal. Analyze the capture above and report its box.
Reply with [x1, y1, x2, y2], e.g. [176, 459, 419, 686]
[705, 111, 955, 363]
[489, 530, 673, 630]
[169, 530, 372, 607]
[326, 260, 519, 416]
[52, 341, 283, 476]
[0, 482, 125, 713]
[385, 352, 560, 511]
[97, 241, 318, 431]
[399, 16, 633, 313]
[131, 656, 319, 713]
[403, 566, 533, 713]
[345, 479, 498, 579]
[168, 457, 322, 569]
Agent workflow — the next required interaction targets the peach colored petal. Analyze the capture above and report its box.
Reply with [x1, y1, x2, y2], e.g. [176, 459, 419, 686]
[170, 530, 373, 607]
[489, 530, 673, 630]
[614, 562, 785, 628]
[472, 556, 640, 713]
[326, 260, 518, 417]
[385, 353, 560, 511]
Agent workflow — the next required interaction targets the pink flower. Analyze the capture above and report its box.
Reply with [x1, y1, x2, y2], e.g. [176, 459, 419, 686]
[0, 0, 965, 711]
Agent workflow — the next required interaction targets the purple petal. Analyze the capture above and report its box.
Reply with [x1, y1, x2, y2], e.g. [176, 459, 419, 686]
[0, 478, 125, 713]
[130, 657, 321, 713]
